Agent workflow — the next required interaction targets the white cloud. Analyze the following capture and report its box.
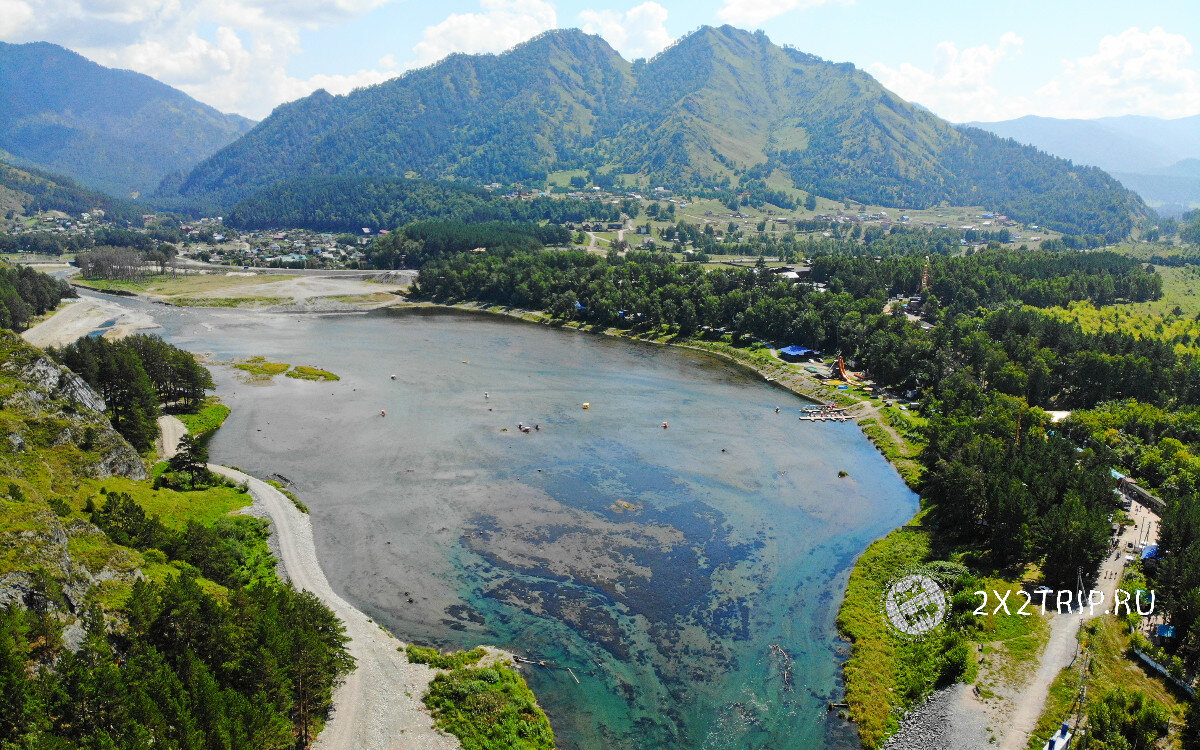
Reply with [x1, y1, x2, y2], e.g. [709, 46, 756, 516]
[411, 0, 557, 68]
[579, 2, 671, 60]
[2, 0, 404, 119]
[716, 0, 849, 28]
[867, 32, 1030, 122]
[1036, 27, 1200, 119]
[0, 0, 34, 37]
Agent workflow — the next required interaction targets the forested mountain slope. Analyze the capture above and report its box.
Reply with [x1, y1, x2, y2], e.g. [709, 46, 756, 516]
[171, 26, 1144, 239]
[0, 160, 139, 223]
[0, 42, 254, 198]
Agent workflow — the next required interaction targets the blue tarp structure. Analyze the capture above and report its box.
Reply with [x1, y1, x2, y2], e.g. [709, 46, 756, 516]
[779, 345, 818, 361]
[1158, 624, 1177, 639]
[574, 301, 586, 311]
[780, 345, 816, 356]
[1141, 544, 1160, 560]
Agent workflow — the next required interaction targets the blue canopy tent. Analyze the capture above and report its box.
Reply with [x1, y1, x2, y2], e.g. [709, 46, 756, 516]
[779, 345, 818, 362]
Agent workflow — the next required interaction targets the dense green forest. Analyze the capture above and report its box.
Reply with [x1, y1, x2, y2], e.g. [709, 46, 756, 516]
[53, 334, 214, 451]
[0, 556, 352, 748]
[0, 263, 74, 330]
[167, 26, 1143, 239]
[226, 175, 627, 232]
[366, 219, 569, 269]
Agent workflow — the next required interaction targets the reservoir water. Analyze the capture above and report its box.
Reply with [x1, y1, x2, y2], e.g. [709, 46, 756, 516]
[81, 293, 918, 749]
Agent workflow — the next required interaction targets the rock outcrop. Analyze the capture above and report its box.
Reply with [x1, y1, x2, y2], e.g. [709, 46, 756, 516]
[0, 330, 145, 480]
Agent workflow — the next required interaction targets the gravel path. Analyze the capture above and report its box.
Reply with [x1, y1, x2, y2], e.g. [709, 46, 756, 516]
[157, 415, 186, 459]
[882, 683, 992, 750]
[998, 508, 1158, 749]
[209, 465, 462, 750]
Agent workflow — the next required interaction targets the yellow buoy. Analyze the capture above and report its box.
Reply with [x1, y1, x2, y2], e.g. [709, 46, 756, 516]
[582, 402, 590, 410]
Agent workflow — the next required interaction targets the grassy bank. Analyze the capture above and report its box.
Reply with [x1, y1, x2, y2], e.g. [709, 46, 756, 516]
[837, 525, 934, 746]
[411, 644, 554, 750]
[176, 398, 230, 437]
[836, 518, 1053, 748]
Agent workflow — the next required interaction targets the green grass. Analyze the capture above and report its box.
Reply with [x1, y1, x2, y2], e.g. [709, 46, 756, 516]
[74, 273, 287, 297]
[174, 296, 287, 308]
[973, 577, 1050, 688]
[85, 470, 251, 530]
[234, 356, 291, 380]
[233, 357, 339, 383]
[858, 419, 923, 488]
[406, 644, 487, 670]
[423, 665, 555, 750]
[836, 525, 932, 748]
[176, 399, 230, 436]
[1043, 267, 1200, 354]
[325, 292, 395, 304]
[285, 365, 340, 382]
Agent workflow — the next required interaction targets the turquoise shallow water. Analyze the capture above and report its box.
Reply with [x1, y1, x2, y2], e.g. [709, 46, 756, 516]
[85, 295, 917, 749]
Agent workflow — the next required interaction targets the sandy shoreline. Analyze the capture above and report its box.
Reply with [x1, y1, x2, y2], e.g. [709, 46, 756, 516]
[211, 464, 473, 750]
[21, 296, 160, 348]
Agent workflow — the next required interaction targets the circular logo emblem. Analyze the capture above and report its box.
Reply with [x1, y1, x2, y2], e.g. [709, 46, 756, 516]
[882, 573, 949, 638]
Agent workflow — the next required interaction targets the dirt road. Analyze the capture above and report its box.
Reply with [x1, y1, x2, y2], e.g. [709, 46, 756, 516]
[209, 465, 461, 750]
[999, 510, 1159, 749]
[157, 415, 186, 459]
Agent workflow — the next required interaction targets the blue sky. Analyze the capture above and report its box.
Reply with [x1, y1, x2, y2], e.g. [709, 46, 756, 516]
[4, 0, 1199, 122]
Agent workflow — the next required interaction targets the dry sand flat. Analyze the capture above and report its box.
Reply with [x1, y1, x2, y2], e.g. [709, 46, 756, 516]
[185, 274, 405, 304]
[209, 465, 467, 750]
[21, 297, 159, 348]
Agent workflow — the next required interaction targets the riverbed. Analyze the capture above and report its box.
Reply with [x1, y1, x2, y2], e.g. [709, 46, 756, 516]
[76, 292, 918, 749]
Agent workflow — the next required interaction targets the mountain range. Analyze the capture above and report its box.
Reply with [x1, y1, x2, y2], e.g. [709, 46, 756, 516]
[969, 114, 1200, 215]
[168, 26, 1143, 239]
[0, 41, 254, 199]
